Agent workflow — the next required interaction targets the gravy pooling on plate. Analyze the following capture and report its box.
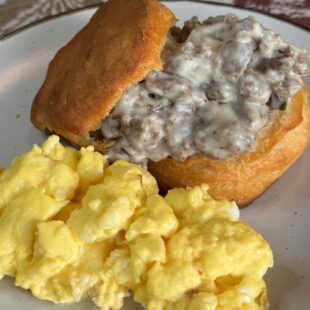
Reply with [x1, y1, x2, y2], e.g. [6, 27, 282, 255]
[100, 14, 308, 166]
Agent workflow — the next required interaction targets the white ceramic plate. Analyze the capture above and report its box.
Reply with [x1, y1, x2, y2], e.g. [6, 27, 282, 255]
[0, 1, 309, 309]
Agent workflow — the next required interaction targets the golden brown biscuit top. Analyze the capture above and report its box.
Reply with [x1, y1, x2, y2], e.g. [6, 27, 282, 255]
[31, 0, 175, 137]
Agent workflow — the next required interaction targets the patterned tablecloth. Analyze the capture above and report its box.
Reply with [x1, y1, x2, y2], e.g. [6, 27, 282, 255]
[0, 0, 309, 39]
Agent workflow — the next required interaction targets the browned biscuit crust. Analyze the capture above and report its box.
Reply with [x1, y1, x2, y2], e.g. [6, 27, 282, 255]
[31, 0, 175, 138]
[148, 85, 310, 207]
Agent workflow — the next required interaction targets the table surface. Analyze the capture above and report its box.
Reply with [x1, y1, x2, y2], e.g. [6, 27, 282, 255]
[0, 0, 309, 39]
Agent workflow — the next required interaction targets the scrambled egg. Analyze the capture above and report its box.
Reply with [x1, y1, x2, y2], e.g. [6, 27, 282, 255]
[0, 136, 273, 309]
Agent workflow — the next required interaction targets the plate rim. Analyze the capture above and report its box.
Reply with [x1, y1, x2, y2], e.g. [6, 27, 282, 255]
[1, 0, 309, 42]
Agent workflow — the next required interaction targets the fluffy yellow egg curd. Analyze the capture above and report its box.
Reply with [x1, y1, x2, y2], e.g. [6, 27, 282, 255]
[0, 136, 273, 310]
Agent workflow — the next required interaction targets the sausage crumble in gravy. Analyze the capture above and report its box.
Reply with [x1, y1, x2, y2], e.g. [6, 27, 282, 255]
[99, 15, 308, 166]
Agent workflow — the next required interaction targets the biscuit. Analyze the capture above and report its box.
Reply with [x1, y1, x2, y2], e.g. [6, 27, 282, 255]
[31, 0, 175, 141]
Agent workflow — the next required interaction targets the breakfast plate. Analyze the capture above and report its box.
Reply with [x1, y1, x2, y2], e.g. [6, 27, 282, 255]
[0, 1, 309, 309]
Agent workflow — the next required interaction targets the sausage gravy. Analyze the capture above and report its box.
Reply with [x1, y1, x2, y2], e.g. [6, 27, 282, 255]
[99, 15, 308, 166]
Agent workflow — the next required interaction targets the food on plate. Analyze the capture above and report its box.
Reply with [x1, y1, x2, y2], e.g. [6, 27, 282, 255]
[31, 0, 175, 150]
[30, 0, 310, 206]
[0, 136, 273, 309]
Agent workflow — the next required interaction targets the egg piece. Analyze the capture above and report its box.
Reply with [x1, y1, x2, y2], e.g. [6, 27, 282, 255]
[67, 182, 138, 243]
[130, 186, 273, 310]
[197, 219, 273, 280]
[0, 190, 67, 278]
[93, 248, 132, 310]
[15, 220, 80, 301]
[125, 194, 179, 241]
[0, 137, 79, 211]
[215, 277, 267, 309]
[166, 226, 204, 262]
[50, 240, 116, 303]
[17, 236, 115, 304]
[67, 160, 158, 243]
[76, 146, 109, 197]
[165, 184, 240, 224]
[45, 162, 80, 201]
[103, 160, 159, 199]
[128, 234, 166, 282]
[147, 261, 201, 301]
[41, 135, 79, 167]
